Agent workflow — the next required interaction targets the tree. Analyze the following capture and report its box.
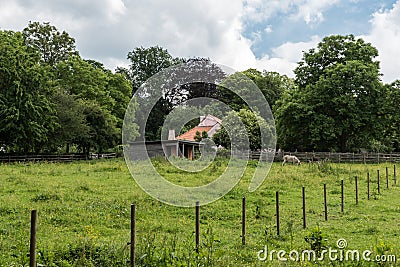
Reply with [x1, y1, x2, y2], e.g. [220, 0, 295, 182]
[22, 21, 79, 66]
[294, 35, 379, 88]
[125, 46, 181, 94]
[106, 71, 132, 129]
[382, 81, 400, 151]
[85, 59, 132, 128]
[213, 109, 272, 151]
[49, 89, 90, 153]
[122, 46, 182, 140]
[56, 56, 113, 109]
[0, 30, 57, 153]
[275, 35, 385, 152]
[177, 58, 226, 104]
[74, 101, 119, 154]
[242, 69, 291, 108]
[217, 72, 256, 112]
[55, 56, 132, 153]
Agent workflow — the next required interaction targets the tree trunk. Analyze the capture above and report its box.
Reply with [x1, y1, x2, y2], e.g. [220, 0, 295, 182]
[339, 134, 347, 152]
[65, 143, 70, 154]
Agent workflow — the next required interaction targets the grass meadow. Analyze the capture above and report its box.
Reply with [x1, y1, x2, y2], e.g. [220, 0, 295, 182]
[0, 158, 399, 266]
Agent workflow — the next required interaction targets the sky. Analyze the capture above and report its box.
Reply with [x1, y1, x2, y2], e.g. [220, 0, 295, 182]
[1, 0, 399, 83]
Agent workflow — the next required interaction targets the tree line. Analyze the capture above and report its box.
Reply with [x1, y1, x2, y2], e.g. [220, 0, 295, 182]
[1, 22, 399, 154]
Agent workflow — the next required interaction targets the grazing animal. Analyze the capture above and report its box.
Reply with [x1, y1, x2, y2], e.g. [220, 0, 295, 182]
[282, 155, 301, 166]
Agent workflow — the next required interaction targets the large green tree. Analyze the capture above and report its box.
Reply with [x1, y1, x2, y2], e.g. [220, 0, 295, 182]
[55, 56, 131, 153]
[275, 35, 386, 152]
[1, 22, 134, 154]
[382, 81, 400, 151]
[22, 21, 79, 67]
[49, 89, 90, 153]
[121, 46, 181, 140]
[124, 46, 181, 94]
[0, 30, 57, 153]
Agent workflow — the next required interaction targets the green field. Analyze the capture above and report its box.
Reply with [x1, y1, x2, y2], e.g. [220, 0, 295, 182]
[0, 158, 399, 266]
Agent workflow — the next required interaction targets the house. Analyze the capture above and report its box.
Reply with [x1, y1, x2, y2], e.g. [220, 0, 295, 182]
[128, 139, 202, 161]
[128, 115, 222, 161]
[177, 114, 221, 141]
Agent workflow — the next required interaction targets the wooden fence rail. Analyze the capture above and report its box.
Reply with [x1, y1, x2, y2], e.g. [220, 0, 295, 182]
[6, 151, 398, 164]
[0, 153, 117, 163]
[223, 151, 400, 163]
[273, 152, 400, 163]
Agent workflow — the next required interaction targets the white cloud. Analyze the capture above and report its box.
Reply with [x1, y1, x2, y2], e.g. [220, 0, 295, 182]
[250, 35, 320, 76]
[291, 0, 339, 24]
[0, 0, 254, 71]
[0, 0, 325, 78]
[243, 0, 339, 24]
[271, 35, 320, 62]
[1, 0, 398, 84]
[264, 25, 273, 33]
[362, 0, 400, 83]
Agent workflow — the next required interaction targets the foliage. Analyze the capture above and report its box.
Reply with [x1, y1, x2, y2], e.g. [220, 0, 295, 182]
[304, 226, 327, 255]
[49, 89, 90, 153]
[275, 35, 386, 152]
[124, 46, 181, 94]
[54, 56, 133, 152]
[213, 109, 272, 150]
[380, 81, 400, 152]
[0, 30, 58, 153]
[121, 46, 182, 140]
[22, 21, 79, 66]
[76, 101, 119, 153]
[1, 22, 135, 153]
[242, 68, 292, 109]
[178, 58, 226, 104]
[194, 130, 208, 142]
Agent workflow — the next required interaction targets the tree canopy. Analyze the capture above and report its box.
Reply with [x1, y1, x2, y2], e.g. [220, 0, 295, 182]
[213, 109, 272, 151]
[275, 35, 387, 152]
[0, 23, 135, 154]
[0, 30, 57, 153]
[22, 21, 79, 66]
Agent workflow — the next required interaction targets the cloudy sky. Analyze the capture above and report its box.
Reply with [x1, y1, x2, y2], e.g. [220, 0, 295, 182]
[1, 0, 399, 83]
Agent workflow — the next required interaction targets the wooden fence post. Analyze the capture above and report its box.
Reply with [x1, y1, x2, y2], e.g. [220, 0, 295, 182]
[242, 197, 246, 245]
[276, 191, 280, 236]
[386, 167, 389, 189]
[367, 173, 370, 200]
[355, 176, 358, 205]
[131, 204, 136, 267]
[377, 170, 381, 194]
[302, 187, 306, 229]
[30, 210, 37, 267]
[195, 201, 200, 253]
[394, 165, 397, 185]
[323, 184, 328, 221]
[341, 180, 344, 212]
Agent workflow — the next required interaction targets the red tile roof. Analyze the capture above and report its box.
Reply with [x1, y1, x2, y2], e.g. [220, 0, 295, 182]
[177, 126, 213, 141]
